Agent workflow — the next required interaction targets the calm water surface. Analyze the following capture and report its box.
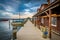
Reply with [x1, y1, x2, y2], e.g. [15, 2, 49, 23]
[0, 20, 23, 40]
[0, 21, 13, 40]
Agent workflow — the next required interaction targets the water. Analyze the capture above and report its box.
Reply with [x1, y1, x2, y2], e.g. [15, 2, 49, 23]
[0, 19, 24, 40]
[0, 20, 13, 40]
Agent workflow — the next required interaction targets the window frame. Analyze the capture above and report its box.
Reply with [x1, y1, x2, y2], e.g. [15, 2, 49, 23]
[51, 17, 57, 27]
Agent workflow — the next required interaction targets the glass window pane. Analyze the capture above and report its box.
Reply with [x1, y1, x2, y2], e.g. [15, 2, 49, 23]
[51, 17, 57, 26]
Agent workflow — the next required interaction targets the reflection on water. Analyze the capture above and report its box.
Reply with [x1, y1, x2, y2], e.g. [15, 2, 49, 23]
[0, 21, 12, 40]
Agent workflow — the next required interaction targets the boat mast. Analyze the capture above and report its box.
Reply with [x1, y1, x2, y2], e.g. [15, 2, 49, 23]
[19, 12, 20, 19]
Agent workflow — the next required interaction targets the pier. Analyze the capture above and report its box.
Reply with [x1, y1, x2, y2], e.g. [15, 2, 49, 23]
[17, 20, 50, 40]
[0, 0, 60, 40]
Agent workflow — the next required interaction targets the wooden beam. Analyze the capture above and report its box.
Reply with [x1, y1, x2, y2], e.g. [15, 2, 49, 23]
[45, 11, 49, 17]
[42, 4, 59, 14]
[38, 14, 60, 18]
[51, 14, 60, 17]
[41, 16, 48, 18]
[49, 9, 51, 38]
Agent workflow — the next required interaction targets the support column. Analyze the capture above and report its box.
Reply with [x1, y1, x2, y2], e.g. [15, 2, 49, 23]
[47, 0, 52, 38]
[34, 17, 36, 26]
[36, 16, 38, 26]
[38, 16, 40, 29]
[49, 9, 51, 38]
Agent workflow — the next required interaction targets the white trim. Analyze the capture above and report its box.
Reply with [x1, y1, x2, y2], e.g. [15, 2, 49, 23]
[51, 24, 57, 27]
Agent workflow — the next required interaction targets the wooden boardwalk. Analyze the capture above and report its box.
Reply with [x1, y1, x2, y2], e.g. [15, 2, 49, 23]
[17, 20, 50, 40]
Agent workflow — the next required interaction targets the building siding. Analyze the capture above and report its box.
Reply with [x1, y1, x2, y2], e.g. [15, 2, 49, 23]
[57, 17, 60, 33]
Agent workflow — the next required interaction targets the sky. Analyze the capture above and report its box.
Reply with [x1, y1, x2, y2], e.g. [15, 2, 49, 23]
[0, 0, 47, 18]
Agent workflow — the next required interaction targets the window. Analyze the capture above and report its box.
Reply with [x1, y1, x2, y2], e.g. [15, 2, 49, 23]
[41, 18, 44, 24]
[51, 17, 57, 27]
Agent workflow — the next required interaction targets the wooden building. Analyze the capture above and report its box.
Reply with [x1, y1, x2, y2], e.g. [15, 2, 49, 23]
[32, 0, 60, 38]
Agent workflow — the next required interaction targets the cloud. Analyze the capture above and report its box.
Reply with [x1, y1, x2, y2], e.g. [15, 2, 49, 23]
[0, 4, 5, 7]
[0, 4, 16, 13]
[10, 12, 35, 18]
[19, 0, 41, 4]
[0, 11, 19, 19]
[24, 3, 32, 8]
[0, 4, 6, 10]
[0, 0, 47, 19]
[21, 4, 40, 12]
[5, 6, 14, 12]
[24, 9, 30, 12]
[24, 12, 32, 15]
[0, 10, 19, 19]
[30, 6, 40, 12]
[12, 0, 21, 4]
[12, 14, 19, 18]
[0, 11, 13, 18]
[0, 10, 36, 18]
[24, 0, 41, 8]
[20, 11, 36, 18]
[12, 11, 36, 18]
[2, 12, 13, 16]
[0, 0, 21, 13]
[18, 0, 31, 4]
